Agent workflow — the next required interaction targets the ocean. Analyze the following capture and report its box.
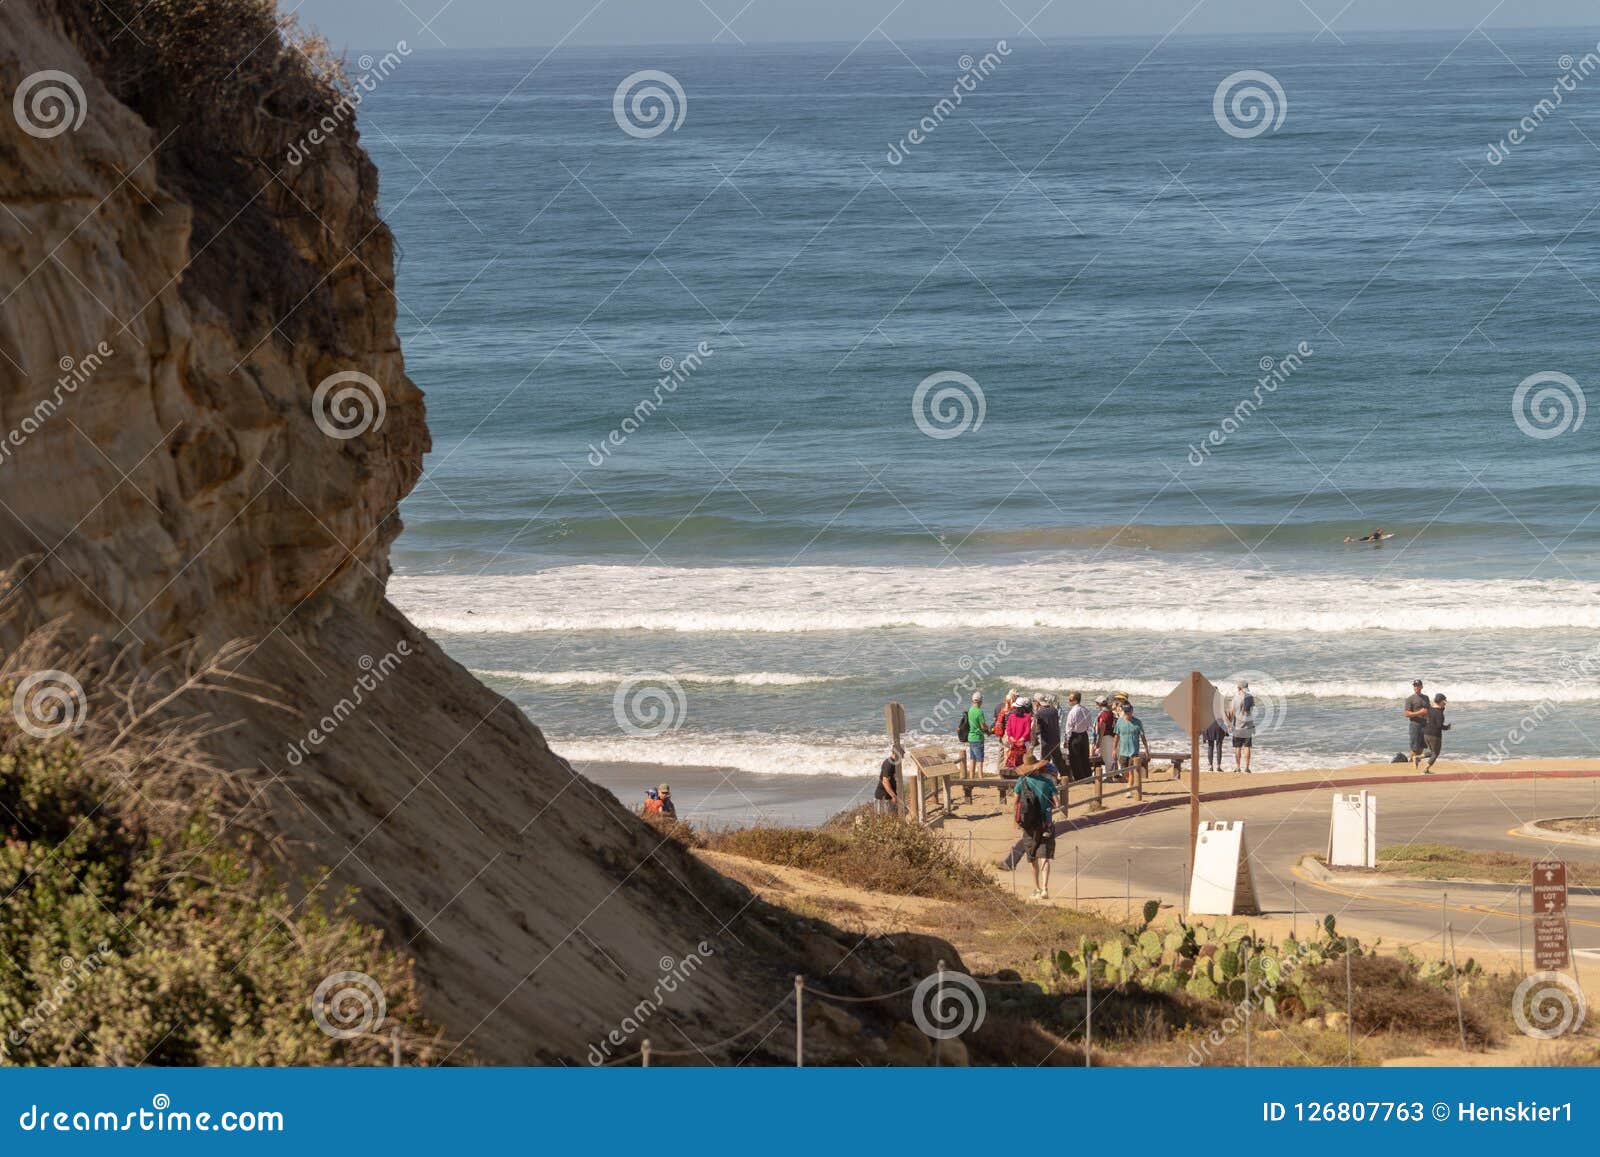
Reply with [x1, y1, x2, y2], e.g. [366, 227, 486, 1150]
[358, 31, 1600, 816]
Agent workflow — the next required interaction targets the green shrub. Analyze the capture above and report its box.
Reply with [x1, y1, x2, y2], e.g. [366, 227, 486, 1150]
[0, 738, 441, 1065]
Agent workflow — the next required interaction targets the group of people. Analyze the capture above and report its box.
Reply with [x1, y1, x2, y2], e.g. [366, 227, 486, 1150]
[960, 682, 1264, 781]
[960, 688, 1148, 785]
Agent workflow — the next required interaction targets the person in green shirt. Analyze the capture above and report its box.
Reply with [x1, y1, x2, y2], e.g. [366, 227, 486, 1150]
[1112, 703, 1149, 778]
[964, 692, 989, 776]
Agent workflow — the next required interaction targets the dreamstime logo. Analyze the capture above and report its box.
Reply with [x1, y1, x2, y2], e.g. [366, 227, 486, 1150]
[11, 670, 86, 739]
[1512, 371, 1585, 440]
[585, 341, 714, 467]
[911, 970, 985, 1039]
[0, 340, 113, 468]
[1187, 342, 1313, 466]
[286, 40, 411, 166]
[310, 971, 385, 1040]
[312, 370, 386, 440]
[0, 941, 114, 1061]
[587, 941, 715, 1065]
[613, 673, 688, 736]
[284, 642, 410, 766]
[1486, 43, 1600, 165]
[1485, 640, 1600, 762]
[1512, 972, 1587, 1039]
[13, 70, 87, 139]
[885, 41, 1010, 164]
[913, 371, 985, 439]
[1226, 672, 1287, 735]
[613, 70, 687, 139]
[1212, 70, 1287, 139]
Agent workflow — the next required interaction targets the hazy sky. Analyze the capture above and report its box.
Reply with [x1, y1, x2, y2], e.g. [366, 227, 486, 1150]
[291, 0, 1600, 51]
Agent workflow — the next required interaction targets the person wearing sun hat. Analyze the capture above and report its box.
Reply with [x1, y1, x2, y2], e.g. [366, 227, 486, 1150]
[656, 783, 676, 817]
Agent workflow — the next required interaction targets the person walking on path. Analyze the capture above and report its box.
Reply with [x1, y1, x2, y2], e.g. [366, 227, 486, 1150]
[1035, 694, 1064, 779]
[1112, 701, 1150, 779]
[1064, 691, 1093, 781]
[1228, 680, 1257, 773]
[1093, 695, 1116, 782]
[1403, 679, 1429, 767]
[963, 692, 989, 776]
[1014, 763, 1058, 899]
[1420, 693, 1450, 773]
[874, 748, 901, 814]
[1201, 715, 1227, 772]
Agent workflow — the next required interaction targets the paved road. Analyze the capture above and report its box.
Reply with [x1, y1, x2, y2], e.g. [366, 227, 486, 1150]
[1052, 778, 1600, 962]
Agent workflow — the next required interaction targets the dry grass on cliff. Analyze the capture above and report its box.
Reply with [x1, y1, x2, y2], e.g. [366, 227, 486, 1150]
[703, 812, 998, 902]
[0, 621, 447, 1065]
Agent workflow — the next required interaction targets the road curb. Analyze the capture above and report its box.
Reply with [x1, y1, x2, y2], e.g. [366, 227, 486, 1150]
[1519, 818, 1600, 847]
[1297, 853, 1600, 898]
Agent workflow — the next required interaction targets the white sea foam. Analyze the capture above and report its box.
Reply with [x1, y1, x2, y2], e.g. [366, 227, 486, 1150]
[392, 564, 1600, 635]
[998, 676, 1600, 704]
[473, 669, 846, 687]
[552, 730, 1394, 778]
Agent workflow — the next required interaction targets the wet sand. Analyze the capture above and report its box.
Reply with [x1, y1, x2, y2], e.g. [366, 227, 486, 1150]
[577, 761, 875, 828]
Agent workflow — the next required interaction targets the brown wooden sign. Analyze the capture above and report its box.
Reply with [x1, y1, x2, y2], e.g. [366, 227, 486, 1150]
[1533, 912, 1570, 970]
[1532, 860, 1568, 915]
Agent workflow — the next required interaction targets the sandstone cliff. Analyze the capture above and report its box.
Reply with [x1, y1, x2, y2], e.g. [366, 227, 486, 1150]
[0, 0, 943, 1063]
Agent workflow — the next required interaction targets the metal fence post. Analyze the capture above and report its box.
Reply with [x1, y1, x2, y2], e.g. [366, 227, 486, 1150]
[1243, 941, 1252, 1068]
[1125, 858, 1131, 922]
[1516, 885, 1525, 973]
[1344, 938, 1354, 1066]
[1085, 945, 1094, 1068]
[1441, 891, 1448, 961]
[1448, 924, 1466, 1052]
[794, 975, 804, 1068]
[641, 1039, 651, 1067]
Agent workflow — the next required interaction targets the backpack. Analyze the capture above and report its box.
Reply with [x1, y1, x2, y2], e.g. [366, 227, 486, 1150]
[1016, 779, 1048, 833]
[957, 712, 971, 742]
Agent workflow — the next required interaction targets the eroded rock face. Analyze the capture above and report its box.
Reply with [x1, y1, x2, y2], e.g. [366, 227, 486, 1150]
[0, 0, 425, 646]
[0, 0, 783, 1065]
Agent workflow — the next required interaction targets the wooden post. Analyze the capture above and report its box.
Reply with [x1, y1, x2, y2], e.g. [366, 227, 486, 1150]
[1188, 671, 1201, 869]
[794, 975, 804, 1067]
[884, 703, 906, 818]
[390, 1024, 402, 1066]
[1516, 885, 1525, 973]
[641, 1038, 651, 1067]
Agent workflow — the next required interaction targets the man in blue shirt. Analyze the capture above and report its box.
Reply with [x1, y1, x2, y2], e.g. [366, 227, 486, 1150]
[1113, 703, 1149, 778]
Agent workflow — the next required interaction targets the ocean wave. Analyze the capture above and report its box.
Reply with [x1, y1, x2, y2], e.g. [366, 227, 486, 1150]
[473, 669, 847, 687]
[391, 564, 1600, 635]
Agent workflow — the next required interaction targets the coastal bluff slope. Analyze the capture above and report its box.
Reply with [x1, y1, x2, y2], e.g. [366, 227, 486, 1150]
[0, 0, 936, 1063]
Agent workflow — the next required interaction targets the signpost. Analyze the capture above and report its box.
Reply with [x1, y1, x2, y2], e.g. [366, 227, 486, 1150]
[1531, 859, 1570, 970]
[1162, 671, 1223, 870]
[885, 702, 906, 816]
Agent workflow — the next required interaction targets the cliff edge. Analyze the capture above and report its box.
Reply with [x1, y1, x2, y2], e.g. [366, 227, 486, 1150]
[0, 0, 941, 1063]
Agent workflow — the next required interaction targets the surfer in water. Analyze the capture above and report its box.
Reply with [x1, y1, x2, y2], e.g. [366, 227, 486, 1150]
[1343, 528, 1392, 544]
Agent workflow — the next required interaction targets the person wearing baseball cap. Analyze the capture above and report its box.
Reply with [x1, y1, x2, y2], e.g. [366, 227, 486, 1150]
[1403, 679, 1429, 767]
[1420, 693, 1450, 773]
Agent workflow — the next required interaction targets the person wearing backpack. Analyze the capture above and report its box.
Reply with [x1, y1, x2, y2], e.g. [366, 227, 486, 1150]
[1014, 764, 1058, 899]
[960, 692, 988, 776]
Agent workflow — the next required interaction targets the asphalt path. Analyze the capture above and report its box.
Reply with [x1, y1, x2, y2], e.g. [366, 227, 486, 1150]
[1054, 778, 1600, 962]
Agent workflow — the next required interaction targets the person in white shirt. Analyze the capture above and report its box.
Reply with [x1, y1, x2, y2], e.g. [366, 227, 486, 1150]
[1063, 690, 1093, 782]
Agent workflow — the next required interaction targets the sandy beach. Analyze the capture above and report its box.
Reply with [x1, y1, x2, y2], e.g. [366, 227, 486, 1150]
[577, 760, 877, 828]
